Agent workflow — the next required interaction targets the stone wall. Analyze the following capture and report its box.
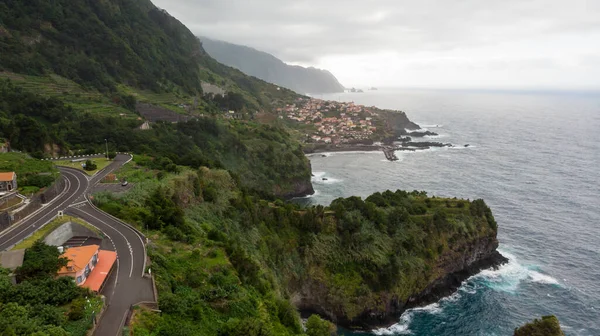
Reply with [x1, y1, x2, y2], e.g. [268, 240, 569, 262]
[44, 221, 101, 246]
[0, 177, 66, 231]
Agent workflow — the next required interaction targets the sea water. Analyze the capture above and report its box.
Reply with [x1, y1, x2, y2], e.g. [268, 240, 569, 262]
[302, 89, 600, 335]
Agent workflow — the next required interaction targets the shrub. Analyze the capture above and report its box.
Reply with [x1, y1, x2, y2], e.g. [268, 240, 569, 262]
[83, 160, 97, 171]
[67, 298, 86, 321]
[306, 315, 336, 336]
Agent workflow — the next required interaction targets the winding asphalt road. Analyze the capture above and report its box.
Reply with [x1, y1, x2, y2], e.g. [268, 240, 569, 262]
[0, 154, 154, 336]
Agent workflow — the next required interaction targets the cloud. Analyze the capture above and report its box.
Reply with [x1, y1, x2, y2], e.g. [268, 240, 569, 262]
[152, 0, 600, 89]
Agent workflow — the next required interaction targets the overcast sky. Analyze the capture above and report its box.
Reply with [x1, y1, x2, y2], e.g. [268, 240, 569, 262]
[152, 0, 600, 90]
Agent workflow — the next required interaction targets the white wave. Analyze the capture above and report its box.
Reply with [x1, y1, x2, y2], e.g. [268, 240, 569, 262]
[410, 302, 443, 315]
[372, 293, 459, 335]
[470, 250, 560, 292]
[292, 189, 321, 199]
[420, 124, 444, 128]
[529, 271, 560, 285]
[311, 172, 342, 184]
[449, 145, 476, 150]
[372, 313, 412, 335]
[324, 151, 381, 155]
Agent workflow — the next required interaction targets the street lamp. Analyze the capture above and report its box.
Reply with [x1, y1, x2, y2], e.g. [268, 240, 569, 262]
[104, 139, 108, 160]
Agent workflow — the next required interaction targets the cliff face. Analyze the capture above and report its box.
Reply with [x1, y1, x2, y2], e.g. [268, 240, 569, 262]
[379, 110, 421, 136]
[296, 234, 507, 330]
[277, 178, 315, 199]
[201, 37, 345, 94]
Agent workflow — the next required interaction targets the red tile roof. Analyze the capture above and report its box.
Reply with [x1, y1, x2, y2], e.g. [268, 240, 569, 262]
[83, 250, 117, 292]
[0, 172, 15, 182]
[58, 245, 99, 274]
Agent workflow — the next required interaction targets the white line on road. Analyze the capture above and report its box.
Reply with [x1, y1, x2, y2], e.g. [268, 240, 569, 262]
[0, 170, 86, 249]
[75, 208, 134, 278]
[0, 174, 71, 239]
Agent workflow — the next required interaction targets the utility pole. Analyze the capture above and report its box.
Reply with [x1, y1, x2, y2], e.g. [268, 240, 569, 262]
[104, 139, 108, 160]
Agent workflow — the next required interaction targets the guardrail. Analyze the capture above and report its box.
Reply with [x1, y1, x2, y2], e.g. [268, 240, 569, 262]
[44, 152, 131, 160]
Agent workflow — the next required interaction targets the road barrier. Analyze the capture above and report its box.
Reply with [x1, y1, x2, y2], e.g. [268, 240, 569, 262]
[0, 177, 66, 232]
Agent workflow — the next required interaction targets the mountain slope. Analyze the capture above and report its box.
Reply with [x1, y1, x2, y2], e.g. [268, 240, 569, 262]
[0, 0, 312, 198]
[0, 0, 299, 108]
[201, 37, 345, 94]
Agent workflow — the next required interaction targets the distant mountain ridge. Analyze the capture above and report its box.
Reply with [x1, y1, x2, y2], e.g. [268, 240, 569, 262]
[200, 37, 345, 94]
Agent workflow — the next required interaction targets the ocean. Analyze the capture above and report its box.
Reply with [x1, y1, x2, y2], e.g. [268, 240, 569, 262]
[301, 89, 600, 335]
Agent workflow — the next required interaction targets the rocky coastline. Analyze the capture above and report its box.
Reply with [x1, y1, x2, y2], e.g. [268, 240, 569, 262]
[296, 236, 508, 331]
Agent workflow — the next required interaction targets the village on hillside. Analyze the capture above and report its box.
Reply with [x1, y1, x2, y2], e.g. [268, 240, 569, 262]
[276, 98, 382, 144]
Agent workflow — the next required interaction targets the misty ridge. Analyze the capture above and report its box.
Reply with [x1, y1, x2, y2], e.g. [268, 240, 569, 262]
[200, 37, 346, 94]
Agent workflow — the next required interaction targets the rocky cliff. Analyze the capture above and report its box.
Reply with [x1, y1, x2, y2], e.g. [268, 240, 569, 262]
[295, 233, 507, 330]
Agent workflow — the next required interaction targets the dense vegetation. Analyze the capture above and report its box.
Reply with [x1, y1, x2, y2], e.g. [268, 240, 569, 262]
[0, 0, 502, 334]
[94, 164, 498, 335]
[0, 80, 310, 197]
[0, 0, 299, 111]
[0, 241, 103, 335]
[0, 152, 57, 192]
[514, 315, 565, 336]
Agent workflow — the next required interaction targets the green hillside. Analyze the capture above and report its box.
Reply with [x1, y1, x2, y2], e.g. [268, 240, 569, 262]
[201, 37, 345, 94]
[93, 166, 501, 335]
[0, 0, 312, 198]
[0, 0, 299, 110]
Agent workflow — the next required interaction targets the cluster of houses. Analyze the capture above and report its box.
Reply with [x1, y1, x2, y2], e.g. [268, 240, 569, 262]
[276, 98, 380, 144]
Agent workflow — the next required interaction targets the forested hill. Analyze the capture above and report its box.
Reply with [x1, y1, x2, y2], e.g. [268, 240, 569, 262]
[0, 0, 299, 108]
[0, 0, 313, 198]
[201, 37, 346, 94]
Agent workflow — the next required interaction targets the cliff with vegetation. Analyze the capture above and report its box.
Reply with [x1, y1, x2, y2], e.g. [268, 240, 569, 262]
[93, 164, 505, 334]
[201, 37, 345, 94]
[0, 0, 507, 334]
[0, 0, 313, 198]
[515, 315, 565, 336]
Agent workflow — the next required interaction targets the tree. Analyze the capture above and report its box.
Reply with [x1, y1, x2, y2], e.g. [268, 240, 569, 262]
[83, 159, 97, 171]
[144, 187, 185, 230]
[16, 240, 68, 281]
[107, 151, 116, 160]
[305, 315, 336, 336]
[514, 315, 565, 336]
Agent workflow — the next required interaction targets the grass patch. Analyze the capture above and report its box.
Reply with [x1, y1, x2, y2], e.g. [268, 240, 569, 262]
[102, 159, 156, 184]
[12, 216, 100, 250]
[63, 296, 105, 336]
[0, 152, 58, 190]
[0, 72, 138, 119]
[55, 158, 112, 175]
[19, 186, 40, 195]
[129, 305, 161, 335]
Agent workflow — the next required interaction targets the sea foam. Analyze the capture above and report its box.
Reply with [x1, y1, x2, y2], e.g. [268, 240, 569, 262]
[471, 250, 561, 292]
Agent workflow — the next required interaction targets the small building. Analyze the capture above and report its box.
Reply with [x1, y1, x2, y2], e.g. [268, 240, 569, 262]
[57, 244, 117, 292]
[58, 245, 99, 286]
[0, 172, 17, 192]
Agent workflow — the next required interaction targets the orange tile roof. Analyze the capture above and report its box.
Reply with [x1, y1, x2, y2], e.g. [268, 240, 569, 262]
[58, 245, 99, 274]
[0, 172, 15, 182]
[83, 250, 117, 292]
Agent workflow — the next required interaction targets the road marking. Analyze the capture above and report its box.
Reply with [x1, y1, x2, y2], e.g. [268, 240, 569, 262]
[85, 194, 147, 277]
[71, 217, 120, 303]
[75, 208, 134, 278]
[0, 170, 86, 249]
[0, 174, 71, 239]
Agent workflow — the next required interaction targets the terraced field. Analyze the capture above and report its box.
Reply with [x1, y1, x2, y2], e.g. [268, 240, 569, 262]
[0, 72, 137, 118]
